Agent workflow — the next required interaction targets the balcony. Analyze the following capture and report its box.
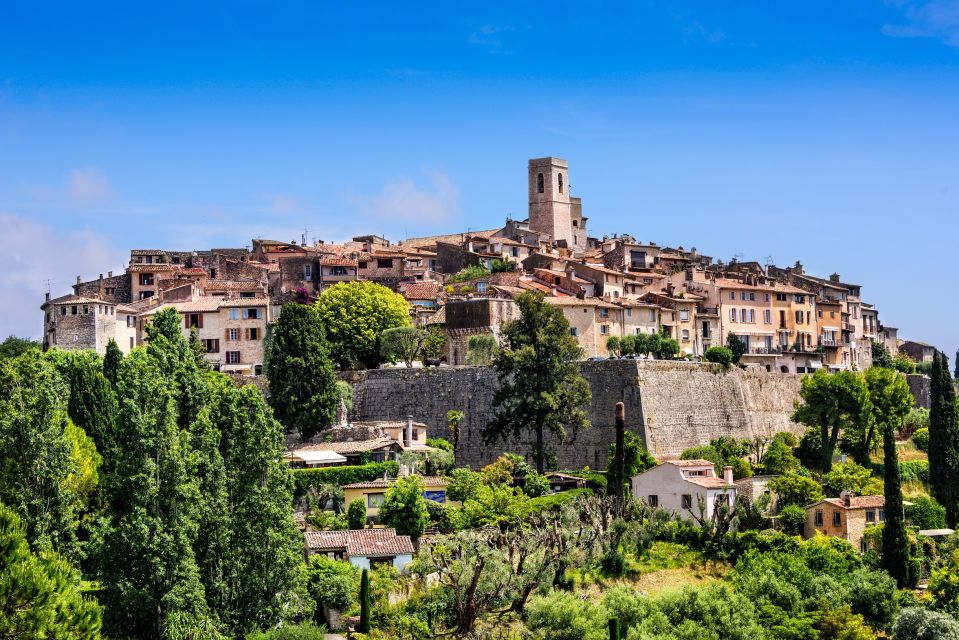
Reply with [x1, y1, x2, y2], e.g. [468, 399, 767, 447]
[748, 347, 782, 356]
[820, 337, 843, 348]
[842, 322, 855, 332]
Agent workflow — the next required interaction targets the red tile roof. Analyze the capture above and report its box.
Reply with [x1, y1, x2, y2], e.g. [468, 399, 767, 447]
[667, 459, 715, 467]
[320, 257, 358, 267]
[821, 496, 886, 510]
[305, 528, 415, 557]
[402, 281, 442, 300]
[342, 476, 449, 490]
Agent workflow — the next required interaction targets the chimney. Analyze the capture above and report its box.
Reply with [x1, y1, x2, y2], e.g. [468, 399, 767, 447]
[723, 465, 733, 485]
[841, 489, 853, 507]
[45, 292, 50, 302]
[107, 271, 113, 278]
[830, 273, 841, 283]
[406, 415, 414, 448]
[76, 275, 81, 285]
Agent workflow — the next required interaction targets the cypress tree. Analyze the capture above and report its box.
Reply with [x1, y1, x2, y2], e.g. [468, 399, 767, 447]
[608, 617, 620, 640]
[955, 350, 959, 380]
[266, 302, 338, 440]
[929, 351, 959, 527]
[103, 338, 122, 386]
[882, 417, 909, 586]
[359, 568, 371, 633]
[611, 402, 626, 499]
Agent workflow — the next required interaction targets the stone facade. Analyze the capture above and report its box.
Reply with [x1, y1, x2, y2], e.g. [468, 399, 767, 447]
[344, 360, 809, 469]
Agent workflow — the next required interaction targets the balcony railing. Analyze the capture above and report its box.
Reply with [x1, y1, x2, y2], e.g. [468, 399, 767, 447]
[820, 337, 843, 347]
[748, 347, 782, 355]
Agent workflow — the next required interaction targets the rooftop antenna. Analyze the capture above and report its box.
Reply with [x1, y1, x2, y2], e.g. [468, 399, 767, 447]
[764, 255, 774, 267]
[301, 228, 309, 246]
[732, 252, 744, 263]
[44, 278, 55, 294]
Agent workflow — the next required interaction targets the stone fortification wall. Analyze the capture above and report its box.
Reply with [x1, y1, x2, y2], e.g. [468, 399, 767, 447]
[344, 360, 807, 469]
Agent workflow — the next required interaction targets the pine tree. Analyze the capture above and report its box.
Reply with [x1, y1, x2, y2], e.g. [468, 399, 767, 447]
[608, 618, 620, 640]
[103, 338, 123, 386]
[266, 302, 338, 440]
[359, 568, 371, 633]
[484, 292, 592, 473]
[929, 351, 959, 526]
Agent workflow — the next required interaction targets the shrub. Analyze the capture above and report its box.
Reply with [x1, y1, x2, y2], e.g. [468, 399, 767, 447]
[909, 495, 947, 530]
[796, 428, 823, 466]
[525, 590, 608, 640]
[704, 346, 734, 367]
[525, 488, 592, 517]
[912, 427, 930, 452]
[822, 461, 880, 497]
[892, 607, 959, 640]
[346, 499, 367, 530]
[778, 504, 806, 535]
[761, 438, 800, 475]
[447, 265, 491, 283]
[426, 437, 453, 452]
[245, 623, 329, 640]
[307, 556, 358, 614]
[424, 500, 457, 533]
[523, 471, 550, 497]
[446, 467, 482, 503]
[770, 472, 825, 507]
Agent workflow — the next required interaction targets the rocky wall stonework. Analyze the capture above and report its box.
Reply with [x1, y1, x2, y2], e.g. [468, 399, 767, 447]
[345, 360, 807, 468]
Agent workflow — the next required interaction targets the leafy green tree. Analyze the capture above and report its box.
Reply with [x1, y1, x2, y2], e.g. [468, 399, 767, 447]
[379, 476, 428, 541]
[523, 472, 550, 497]
[912, 427, 930, 451]
[653, 335, 680, 360]
[704, 345, 734, 367]
[446, 467, 482, 502]
[793, 370, 872, 471]
[726, 332, 747, 364]
[380, 326, 429, 367]
[891, 353, 917, 374]
[0, 504, 102, 639]
[315, 281, 411, 369]
[892, 607, 959, 640]
[871, 340, 893, 369]
[0, 350, 83, 562]
[420, 324, 446, 362]
[308, 555, 357, 618]
[760, 438, 800, 475]
[930, 351, 959, 526]
[822, 461, 881, 496]
[447, 409, 465, 454]
[606, 336, 621, 357]
[52, 349, 119, 470]
[102, 338, 123, 385]
[266, 303, 338, 440]
[770, 472, 824, 507]
[0, 335, 39, 361]
[466, 334, 499, 366]
[462, 483, 530, 528]
[484, 291, 592, 473]
[347, 499, 367, 530]
[777, 504, 806, 535]
[358, 568, 371, 633]
[907, 495, 947, 529]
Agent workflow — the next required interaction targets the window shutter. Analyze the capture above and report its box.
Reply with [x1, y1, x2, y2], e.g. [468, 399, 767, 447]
[213, 339, 219, 353]
[184, 314, 189, 328]
[198, 313, 204, 329]
[225, 328, 230, 341]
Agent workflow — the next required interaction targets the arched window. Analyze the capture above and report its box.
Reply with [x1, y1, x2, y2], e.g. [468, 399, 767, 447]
[537, 173, 544, 193]
[558, 173, 564, 193]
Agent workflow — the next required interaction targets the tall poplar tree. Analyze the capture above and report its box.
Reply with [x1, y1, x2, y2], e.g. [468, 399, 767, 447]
[266, 302, 338, 440]
[929, 351, 959, 526]
[484, 291, 592, 473]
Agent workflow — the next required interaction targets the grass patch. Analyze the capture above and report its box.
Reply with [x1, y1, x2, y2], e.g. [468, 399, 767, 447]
[628, 541, 704, 574]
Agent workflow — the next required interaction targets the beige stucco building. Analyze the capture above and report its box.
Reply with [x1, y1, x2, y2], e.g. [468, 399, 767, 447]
[631, 460, 737, 521]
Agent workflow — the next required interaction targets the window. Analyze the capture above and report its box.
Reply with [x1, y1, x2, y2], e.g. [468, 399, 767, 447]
[648, 309, 656, 322]
[729, 308, 736, 322]
[681, 494, 692, 509]
[879, 508, 885, 522]
[648, 495, 659, 507]
[599, 308, 609, 318]
[569, 327, 579, 337]
[139, 273, 154, 286]
[511, 247, 519, 257]
[60, 307, 66, 316]
[763, 310, 771, 324]
[729, 291, 735, 300]
[476, 282, 488, 294]
[126, 315, 135, 327]
[248, 328, 259, 340]
[626, 309, 632, 317]
[763, 293, 770, 302]
[203, 339, 220, 353]
[777, 293, 787, 301]
[795, 310, 803, 324]
[185, 313, 203, 329]
[600, 324, 610, 335]
[71, 305, 78, 315]
[226, 351, 241, 364]
[243, 308, 261, 320]
[682, 329, 689, 340]
[740, 309, 748, 322]
[537, 173, 544, 193]
[377, 258, 393, 269]
[748, 309, 755, 323]
[303, 264, 312, 281]
[239, 291, 255, 298]
[866, 510, 875, 523]
[228, 328, 239, 341]
[679, 310, 689, 321]
[228, 308, 239, 320]
[794, 295, 805, 304]
[367, 493, 386, 508]
[832, 512, 841, 526]
[209, 268, 216, 279]
[254, 364, 263, 376]
[815, 510, 823, 526]
[558, 172, 564, 193]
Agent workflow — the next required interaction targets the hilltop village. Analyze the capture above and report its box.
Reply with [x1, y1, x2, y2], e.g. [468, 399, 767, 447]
[16, 156, 959, 640]
[41, 156, 928, 375]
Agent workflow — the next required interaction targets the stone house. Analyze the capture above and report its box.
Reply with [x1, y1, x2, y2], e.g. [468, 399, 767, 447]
[304, 528, 415, 573]
[630, 460, 737, 522]
[804, 492, 888, 553]
[318, 256, 358, 290]
[443, 298, 520, 365]
[288, 419, 432, 467]
[616, 299, 661, 338]
[547, 296, 624, 358]
[41, 293, 138, 355]
[900, 340, 936, 364]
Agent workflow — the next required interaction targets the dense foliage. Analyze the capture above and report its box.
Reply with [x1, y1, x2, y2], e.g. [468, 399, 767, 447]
[485, 291, 592, 473]
[930, 351, 959, 526]
[315, 281, 411, 369]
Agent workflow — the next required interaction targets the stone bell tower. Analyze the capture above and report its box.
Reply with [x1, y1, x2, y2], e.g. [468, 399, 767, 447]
[528, 157, 586, 252]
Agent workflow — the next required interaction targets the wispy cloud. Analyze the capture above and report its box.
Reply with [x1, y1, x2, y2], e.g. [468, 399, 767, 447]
[264, 192, 300, 214]
[683, 20, 725, 44]
[68, 167, 115, 206]
[883, 0, 959, 47]
[346, 171, 460, 223]
[0, 212, 125, 339]
[468, 24, 514, 53]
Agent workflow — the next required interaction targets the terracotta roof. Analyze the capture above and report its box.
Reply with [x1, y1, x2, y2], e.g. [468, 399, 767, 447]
[205, 279, 263, 291]
[305, 528, 415, 557]
[686, 476, 731, 488]
[545, 296, 620, 309]
[402, 281, 442, 300]
[342, 476, 449, 490]
[130, 249, 167, 255]
[819, 496, 886, 510]
[300, 437, 396, 454]
[128, 263, 176, 272]
[46, 294, 106, 306]
[399, 228, 499, 248]
[667, 459, 715, 467]
[218, 297, 270, 307]
[320, 257, 358, 267]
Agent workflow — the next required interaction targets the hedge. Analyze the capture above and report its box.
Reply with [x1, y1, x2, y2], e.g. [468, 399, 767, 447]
[291, 461, 399, 499]
[524, 488, 592, 517]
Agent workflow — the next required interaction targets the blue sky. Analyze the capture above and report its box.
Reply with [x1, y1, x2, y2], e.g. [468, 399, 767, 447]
[1, 1, 958, 358]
